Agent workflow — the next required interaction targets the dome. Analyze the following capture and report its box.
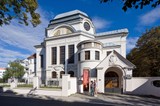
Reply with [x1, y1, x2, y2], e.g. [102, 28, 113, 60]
[54, 10, 88, 19]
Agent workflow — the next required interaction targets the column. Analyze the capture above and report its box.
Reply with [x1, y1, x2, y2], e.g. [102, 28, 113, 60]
[65, 44, 68, 74]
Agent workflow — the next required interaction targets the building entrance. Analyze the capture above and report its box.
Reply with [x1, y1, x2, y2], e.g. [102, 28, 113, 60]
[105, 71, 122, 93]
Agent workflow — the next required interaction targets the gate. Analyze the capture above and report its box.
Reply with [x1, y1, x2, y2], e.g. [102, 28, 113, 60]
[105, 72, 122, 93]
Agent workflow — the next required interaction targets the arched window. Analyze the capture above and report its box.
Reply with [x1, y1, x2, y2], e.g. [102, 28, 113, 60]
[53, 27, 74, 36]
[68, 71, 74, 77]
[60, 71, 65, 78]
[153, 80, 160, 87]
[52, 71, 57, 78]
[54, 30, 60, 36]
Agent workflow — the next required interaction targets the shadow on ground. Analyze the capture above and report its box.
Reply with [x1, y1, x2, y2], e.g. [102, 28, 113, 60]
[1, 86, 160, 106]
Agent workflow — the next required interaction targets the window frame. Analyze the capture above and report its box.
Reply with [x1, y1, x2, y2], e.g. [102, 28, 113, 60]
[40, 55, 43, 68]
[52, 47, 57, 65]
[68, 45, 74, 64]
[95, 51, 100, 60]
[60, 46, 65, 64]
[85, 51, 90, 60]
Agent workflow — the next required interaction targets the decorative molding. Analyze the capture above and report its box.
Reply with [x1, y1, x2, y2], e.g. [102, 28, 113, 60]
[109, 55, 117, 65]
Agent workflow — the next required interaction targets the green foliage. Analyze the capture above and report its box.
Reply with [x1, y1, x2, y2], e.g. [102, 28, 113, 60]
[127, 26, 160, 77]
[3, 61, 25, 81]
[0, 79, 4, 83]
[100, 0, 160, 11]
[0, 0, 40, 27]
[40, 86, 62, 90]
[17, 84, 33, 88]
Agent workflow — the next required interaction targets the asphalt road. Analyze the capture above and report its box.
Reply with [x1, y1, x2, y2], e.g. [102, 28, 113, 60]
[0, 95, 110, 106]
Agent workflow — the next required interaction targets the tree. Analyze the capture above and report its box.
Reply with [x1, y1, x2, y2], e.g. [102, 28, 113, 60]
[100, 0, 160, 11]
[3, 61, 25, 81]
[0, 0, 40, 27]
[127, 26, 160, 77]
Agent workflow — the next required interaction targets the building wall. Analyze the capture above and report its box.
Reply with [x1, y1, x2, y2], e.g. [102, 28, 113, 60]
[96, 34, 127, 58]
[44, 34, 94, 79]
[45, 35, 80, 71]
[27, 58, 36, 83]
[0, 68, 5, 79]
[126, 77, 160, 97]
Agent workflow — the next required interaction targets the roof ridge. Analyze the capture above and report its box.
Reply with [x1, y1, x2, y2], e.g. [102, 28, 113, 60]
[96, 28, 128, 36]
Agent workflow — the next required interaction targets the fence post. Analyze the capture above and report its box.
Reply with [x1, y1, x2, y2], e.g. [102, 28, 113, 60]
[33, 76, 39, 89]
[10, 78, 17, 89]
[62, 74, 70, 96]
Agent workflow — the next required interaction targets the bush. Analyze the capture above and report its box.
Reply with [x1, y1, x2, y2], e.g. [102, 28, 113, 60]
[0, 79, 3, 83]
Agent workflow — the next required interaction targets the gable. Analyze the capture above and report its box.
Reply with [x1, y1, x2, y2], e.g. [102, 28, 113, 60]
[96, 50, 135, 70]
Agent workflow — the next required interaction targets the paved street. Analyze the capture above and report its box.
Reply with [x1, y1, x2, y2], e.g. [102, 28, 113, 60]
[0, 95, 108, 106]
[0, 92, 160, 106]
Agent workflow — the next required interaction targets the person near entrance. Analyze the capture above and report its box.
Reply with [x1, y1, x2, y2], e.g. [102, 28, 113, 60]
[90, 81, 94, 96]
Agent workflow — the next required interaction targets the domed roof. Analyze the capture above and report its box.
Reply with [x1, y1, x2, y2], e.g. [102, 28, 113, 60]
[54, 10, 88, 19]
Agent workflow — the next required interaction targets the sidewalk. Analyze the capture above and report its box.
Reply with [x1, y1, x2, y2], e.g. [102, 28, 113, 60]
[1, 92, 160, 106]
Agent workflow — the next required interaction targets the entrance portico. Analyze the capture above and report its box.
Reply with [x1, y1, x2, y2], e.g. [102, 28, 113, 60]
[96, 50, 135, 93]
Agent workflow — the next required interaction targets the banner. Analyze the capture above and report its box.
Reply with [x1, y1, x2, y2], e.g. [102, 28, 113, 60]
[83, 69, 89, 86]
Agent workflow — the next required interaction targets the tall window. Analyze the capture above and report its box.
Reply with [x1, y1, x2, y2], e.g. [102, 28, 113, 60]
[68, 45, 74, 63]
[52, 47, 57, 64]
[78, 53, 80, 61]
[85, 51, 90, 60]
[40, 55, 43, 68]
[95, 51, 100, 60]
[60, 46, 65, 64]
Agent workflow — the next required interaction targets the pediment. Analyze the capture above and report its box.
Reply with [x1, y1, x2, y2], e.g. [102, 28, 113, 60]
[96, 50, 135, 69]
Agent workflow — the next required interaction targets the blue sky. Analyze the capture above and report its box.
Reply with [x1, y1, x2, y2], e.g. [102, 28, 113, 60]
[0, 0, 160, 67]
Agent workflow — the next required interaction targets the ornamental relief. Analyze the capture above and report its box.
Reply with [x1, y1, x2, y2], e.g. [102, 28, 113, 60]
[109, 55, 117, 66]
[53, 27, 73, 36]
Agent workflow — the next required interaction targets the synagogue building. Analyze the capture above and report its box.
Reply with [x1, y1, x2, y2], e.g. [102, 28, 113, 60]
[34, 10, 135, 93]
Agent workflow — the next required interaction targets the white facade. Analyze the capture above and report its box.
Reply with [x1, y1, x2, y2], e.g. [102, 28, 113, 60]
[0, 68, 6, 79]
[22, 54, 36, 84]
[35, 10, 135, 94]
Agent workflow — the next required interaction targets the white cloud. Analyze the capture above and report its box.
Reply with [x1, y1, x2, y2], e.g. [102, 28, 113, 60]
[138, 6, 160, 26]
[0, 7, 51, 67]
[92, 17, 111, 30]
[126, 37, 139, 53]
[0, 8, 49, 52]
[0, 47, 29, 67]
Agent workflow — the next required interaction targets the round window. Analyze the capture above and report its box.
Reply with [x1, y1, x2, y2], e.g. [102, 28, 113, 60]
[152, 80, 160, 87]
[84, 22, 90, 31]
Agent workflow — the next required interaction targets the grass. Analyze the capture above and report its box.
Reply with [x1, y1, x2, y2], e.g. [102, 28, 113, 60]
[17, 84, 33, 88]
[0, 84, 10, 87]
[40, 86, 62, 90]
